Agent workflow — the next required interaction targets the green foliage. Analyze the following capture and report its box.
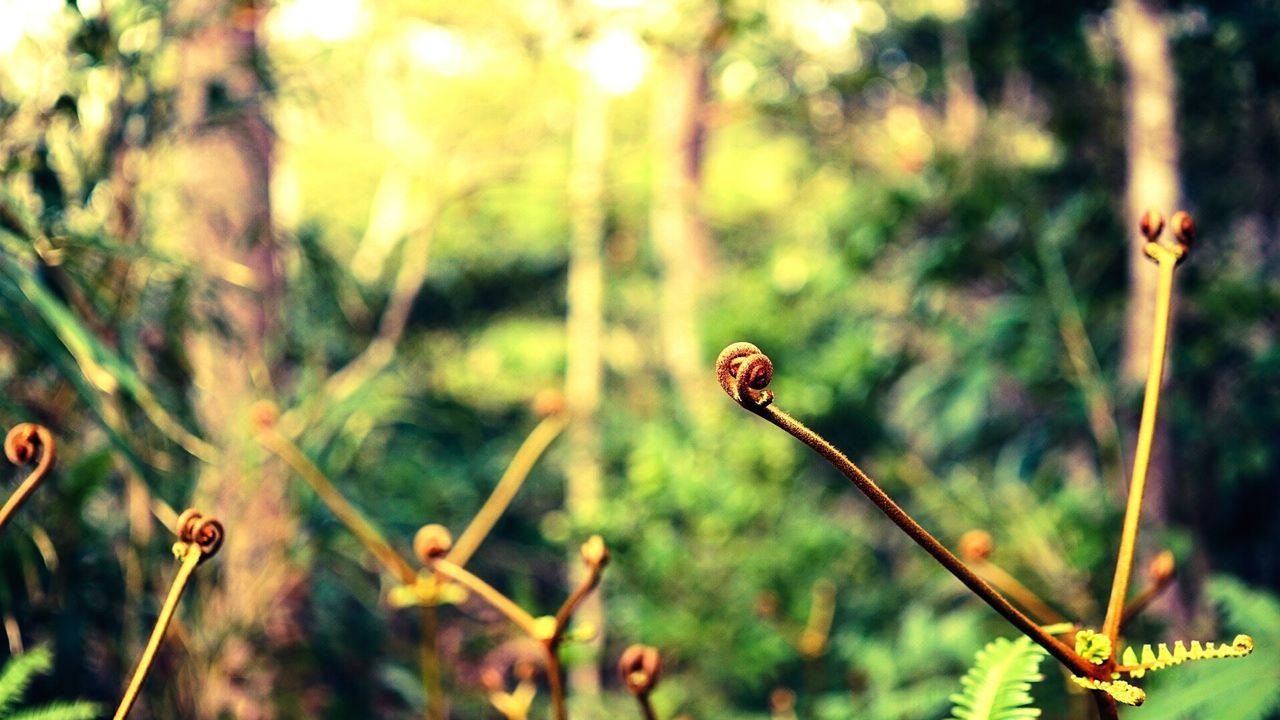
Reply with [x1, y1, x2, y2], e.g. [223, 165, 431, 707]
[0, 648, 99, 720]
[947, 635, 1047, 720]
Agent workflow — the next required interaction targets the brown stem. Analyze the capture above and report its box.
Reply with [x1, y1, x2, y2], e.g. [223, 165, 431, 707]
[636, 694, 658, 720]
[1121, 572, 1174, 625]
[716, 344, 1105, 681]
[113, 509, 223, 720]
[544, 644, 567, 720]
[553, 559, 605, 636]
[543, 538, 609, 718]
[1094, 691, 1120, 720]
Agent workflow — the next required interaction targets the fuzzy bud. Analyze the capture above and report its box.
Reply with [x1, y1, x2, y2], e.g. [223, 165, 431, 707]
[1147, 550, 1176, 583]
[1139, 208, 1165, 241]
[959, 530, 994, 562]
[1170, 210, 1196, 250]
[248, 400, 279, 431]
[618, 644, 662, 697]
[414, 524, 453, 562]
[532, 389, 566, 418]
[580, 535, 609, 568]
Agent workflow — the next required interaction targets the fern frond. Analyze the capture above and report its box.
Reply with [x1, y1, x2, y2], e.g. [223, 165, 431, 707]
[6, 700, 102, 720]
[0, 647, 54, 716]
[948, 636, 1047, 719]
[1070, 676, 1146, 706]
[1118, 635, 1254, 678]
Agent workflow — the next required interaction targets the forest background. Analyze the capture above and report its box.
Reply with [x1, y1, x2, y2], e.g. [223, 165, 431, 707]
[0, 0, 1278, 718]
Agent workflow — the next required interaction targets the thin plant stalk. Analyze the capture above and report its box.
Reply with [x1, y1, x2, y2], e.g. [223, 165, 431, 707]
[420, 605, 444, 720]
[1095, 692, 1121, 720]
[259, 426, 418, 585]
[544, 646, 567, 720]
[259, 420, 442, 719]
[1101, 248, 1177, 644]
[717, 344, 1105, 681]
[448, 413, 567, 568]
[420, 531, 608, 720]
[973, 560, 1069, 626]
[636, 696, 658, 720]
[0, 423, 55, 533]
[761, 402, 1097, 676]
[1120, 550, 1176, 625]
[114, 510, 222, 720]
[429, 558, 544, 638]
[113, 543, 202, 720]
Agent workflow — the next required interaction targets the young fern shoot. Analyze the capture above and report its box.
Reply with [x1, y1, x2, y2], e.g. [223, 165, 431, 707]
[618, 644, 662, 720]
[716, 210, 1258, 715]
[0, 423, 55, 533]
[113, 508, 224, 720]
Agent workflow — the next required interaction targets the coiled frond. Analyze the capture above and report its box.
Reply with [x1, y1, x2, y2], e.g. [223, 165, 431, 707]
[1070, 676, 1146, 706]
[1118, 635, 1254, 678]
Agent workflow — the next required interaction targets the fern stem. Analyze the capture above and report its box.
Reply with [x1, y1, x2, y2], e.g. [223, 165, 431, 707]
[762, 403, 1101, 678]
[447, 413, 567, 568]
[429, 558, 545, 639]
[716, 343, 1107, 681]
[420, 605, 444, 720]
[113, 543, 202, 720]
[1094, 691, 1120, 720]
[1103, 248, 1177, 645]
[259, 426, 419, 585]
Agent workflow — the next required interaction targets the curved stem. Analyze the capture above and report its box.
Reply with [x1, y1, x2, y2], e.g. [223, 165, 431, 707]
[113, 543, 202, 720]
[974, 560, 1069, 626]
[0, 424, 55, 533]
[544, 644, 567, 720]
[448, 414, 567, 568]
[260, 428, 418, 585]
[750, 402, 1103, 680]
[553, 561, 604, 637]
[635, 694, 658, 720]
[430, 558, 543, 639]
[1121, 571, 1175, 625]
[1102, 252, 1177, 644]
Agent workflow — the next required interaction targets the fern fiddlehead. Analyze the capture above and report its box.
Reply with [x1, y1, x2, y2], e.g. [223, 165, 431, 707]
[113, 508, 224, 720]
[0, 423, 55, 534]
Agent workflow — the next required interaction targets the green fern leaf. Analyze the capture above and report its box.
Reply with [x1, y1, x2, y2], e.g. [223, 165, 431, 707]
[948, 636, 1047, 720]
[6, 701, 101, 720]
[0, 648, 54, 716]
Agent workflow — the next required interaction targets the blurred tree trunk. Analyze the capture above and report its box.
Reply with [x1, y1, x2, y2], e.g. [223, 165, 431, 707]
[1114, 0, 1198, 633]
[940, 7, 980, 148]
[650, 49, 713, 412]
[564, 65, 608, 712]
[168, 1, 294, 717]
